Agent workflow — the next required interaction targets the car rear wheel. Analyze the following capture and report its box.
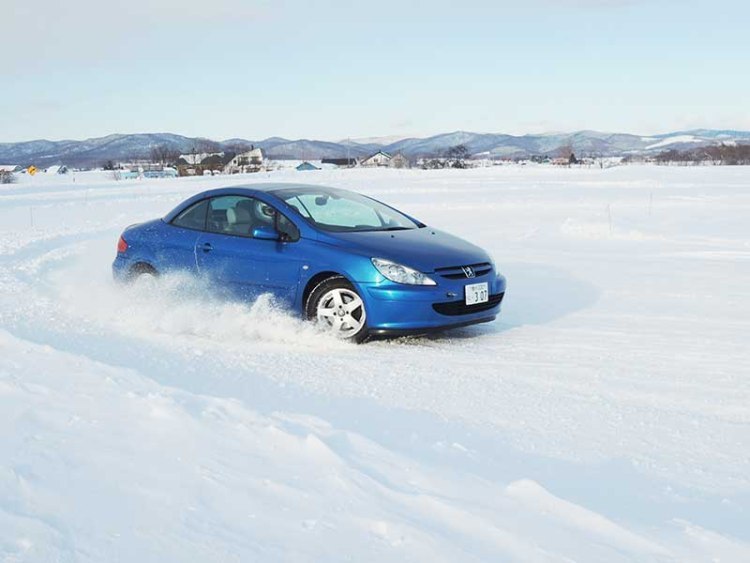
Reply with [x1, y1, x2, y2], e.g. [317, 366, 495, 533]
[306, 276, 368, 342]
[128, 263, 158, 287]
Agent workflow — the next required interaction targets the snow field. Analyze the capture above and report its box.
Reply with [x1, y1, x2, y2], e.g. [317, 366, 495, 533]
[1, 165, 749, 561]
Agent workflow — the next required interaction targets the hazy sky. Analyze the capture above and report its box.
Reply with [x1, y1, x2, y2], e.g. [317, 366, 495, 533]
[2, 0, 749, 142]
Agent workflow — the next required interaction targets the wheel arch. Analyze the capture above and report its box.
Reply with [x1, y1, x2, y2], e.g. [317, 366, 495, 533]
[129, 261, 158, 277]
[301, 271, 347, 311]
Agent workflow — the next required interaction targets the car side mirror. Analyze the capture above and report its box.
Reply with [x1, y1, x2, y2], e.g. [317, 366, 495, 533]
[252, 225, 280, 240]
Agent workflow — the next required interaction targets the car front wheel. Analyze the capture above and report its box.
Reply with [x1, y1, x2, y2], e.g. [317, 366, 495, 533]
[306, 276, 368, 342]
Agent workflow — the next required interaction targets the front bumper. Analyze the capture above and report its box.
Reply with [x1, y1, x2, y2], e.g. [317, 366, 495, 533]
[356, 272, 506, 332]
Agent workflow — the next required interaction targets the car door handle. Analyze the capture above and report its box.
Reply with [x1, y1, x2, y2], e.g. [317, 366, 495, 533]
[200, 242, 213, 253]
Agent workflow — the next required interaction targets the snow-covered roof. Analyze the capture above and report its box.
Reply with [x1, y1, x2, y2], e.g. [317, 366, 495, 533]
[179, 152, 224, 165]
[235, 148, 263, 158]
[296, 161, 320, 170]
[362, 150, 392, 161]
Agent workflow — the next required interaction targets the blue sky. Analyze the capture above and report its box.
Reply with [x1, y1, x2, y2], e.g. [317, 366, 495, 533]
[3, 0, 749, 142]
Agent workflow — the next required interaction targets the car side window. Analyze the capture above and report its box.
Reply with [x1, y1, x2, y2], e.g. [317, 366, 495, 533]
[256, 200, 300, 242]
[208, 195, 255, 236]
[171, 199, 208, 231]
[206, 195, 299, 241]
[277, 213, 300, 242]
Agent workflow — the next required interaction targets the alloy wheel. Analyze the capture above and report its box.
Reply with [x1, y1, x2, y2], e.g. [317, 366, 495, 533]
[316, 287, 366, 338]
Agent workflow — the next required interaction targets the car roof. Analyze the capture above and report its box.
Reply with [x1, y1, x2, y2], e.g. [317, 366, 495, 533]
[196, 183, 343, 197]
[162, 183, 347, 222]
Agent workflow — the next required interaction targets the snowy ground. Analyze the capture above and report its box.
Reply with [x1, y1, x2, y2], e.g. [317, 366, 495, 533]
[1, 165, 749, 562]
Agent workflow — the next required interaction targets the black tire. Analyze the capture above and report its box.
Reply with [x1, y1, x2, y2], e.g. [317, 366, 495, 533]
[127, 262, 158, 283]
[305, 276, 368, 343]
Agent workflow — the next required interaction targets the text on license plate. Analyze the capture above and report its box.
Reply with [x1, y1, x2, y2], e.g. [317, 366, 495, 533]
[464, 282, 489, 306]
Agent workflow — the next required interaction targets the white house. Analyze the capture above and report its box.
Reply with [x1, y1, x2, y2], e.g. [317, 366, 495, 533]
[360, 150, 392, 167]
[44, 165, 70, 175]
[224, 148, 264, 174]
[178, 152, 224, 165]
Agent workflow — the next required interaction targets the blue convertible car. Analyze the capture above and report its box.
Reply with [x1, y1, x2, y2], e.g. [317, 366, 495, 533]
[113, 184, 506, 341]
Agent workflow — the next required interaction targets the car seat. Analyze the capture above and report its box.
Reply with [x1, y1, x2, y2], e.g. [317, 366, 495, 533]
[226, 205, 253, 235]
[209, 209, 228, 233]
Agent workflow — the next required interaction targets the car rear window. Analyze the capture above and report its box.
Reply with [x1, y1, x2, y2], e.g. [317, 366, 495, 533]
[171, 199, 208, 231]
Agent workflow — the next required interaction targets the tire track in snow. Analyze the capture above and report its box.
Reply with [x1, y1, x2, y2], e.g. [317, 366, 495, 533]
[2, 225, 749, 498]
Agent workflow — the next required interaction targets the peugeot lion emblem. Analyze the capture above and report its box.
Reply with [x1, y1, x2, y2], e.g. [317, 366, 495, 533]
[462, 266, 476, 278]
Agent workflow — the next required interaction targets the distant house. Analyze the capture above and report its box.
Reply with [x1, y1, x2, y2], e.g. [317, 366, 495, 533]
[44, 165, 69, 175]
[177, 152, 223, 166]
[0, 164, 21, 173]
[296, 161, 320, 171]
[114, 170, 140, 180]
[224, 147, 264, 174]
[388, 153, 410, 169]
[175, 152, 226, 176]
[360, 150, 392, 167]
[199, 154, 226, 168]
[321, 158, 358, 167]
[143, 168, 178, 179]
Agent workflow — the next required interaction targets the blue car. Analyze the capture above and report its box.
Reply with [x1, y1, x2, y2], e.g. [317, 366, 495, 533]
[113, 184, 506, 341]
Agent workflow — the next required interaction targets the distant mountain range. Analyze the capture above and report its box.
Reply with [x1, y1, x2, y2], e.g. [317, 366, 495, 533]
[2, 129, 749, 167]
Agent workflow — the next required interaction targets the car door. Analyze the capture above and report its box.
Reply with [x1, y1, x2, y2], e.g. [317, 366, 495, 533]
[195, 195, 303, 306]
[157, 198, 207, 272]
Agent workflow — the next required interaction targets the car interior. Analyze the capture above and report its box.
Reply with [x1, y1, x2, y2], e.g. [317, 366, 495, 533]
[209, 198, 272, 236]
[207, 197, 298, 240]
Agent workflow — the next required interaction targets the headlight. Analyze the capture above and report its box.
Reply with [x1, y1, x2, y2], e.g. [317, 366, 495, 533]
[371, 258, 436, 286]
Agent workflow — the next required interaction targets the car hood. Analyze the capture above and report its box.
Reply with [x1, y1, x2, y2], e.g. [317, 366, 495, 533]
[318, 227, 491, 272]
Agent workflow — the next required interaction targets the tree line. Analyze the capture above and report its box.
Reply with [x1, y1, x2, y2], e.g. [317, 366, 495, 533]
[420, 145, 471, 169]
[655, 144, 750, 165]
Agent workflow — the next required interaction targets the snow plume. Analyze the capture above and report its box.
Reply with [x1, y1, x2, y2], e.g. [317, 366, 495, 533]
[49, 264, 348, 351]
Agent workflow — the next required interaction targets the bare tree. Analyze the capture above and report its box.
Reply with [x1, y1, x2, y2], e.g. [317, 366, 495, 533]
[421, 158, 445, 170]
[446, 144, 470, 168]
[655, 144, 750, 166]
[225, 142, 254, 155]
[192, 139, 221, 154]
[557, 144, 574, 160]
[150, 144, 180, 166]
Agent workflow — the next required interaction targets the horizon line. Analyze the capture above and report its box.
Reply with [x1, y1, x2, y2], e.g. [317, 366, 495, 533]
[4, 126, 750, 146]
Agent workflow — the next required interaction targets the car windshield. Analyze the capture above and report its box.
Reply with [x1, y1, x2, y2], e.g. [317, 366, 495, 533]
[273, 187, 422, 233]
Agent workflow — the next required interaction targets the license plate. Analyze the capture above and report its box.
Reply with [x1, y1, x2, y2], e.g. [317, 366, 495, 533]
[465, 282, 489, 306]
